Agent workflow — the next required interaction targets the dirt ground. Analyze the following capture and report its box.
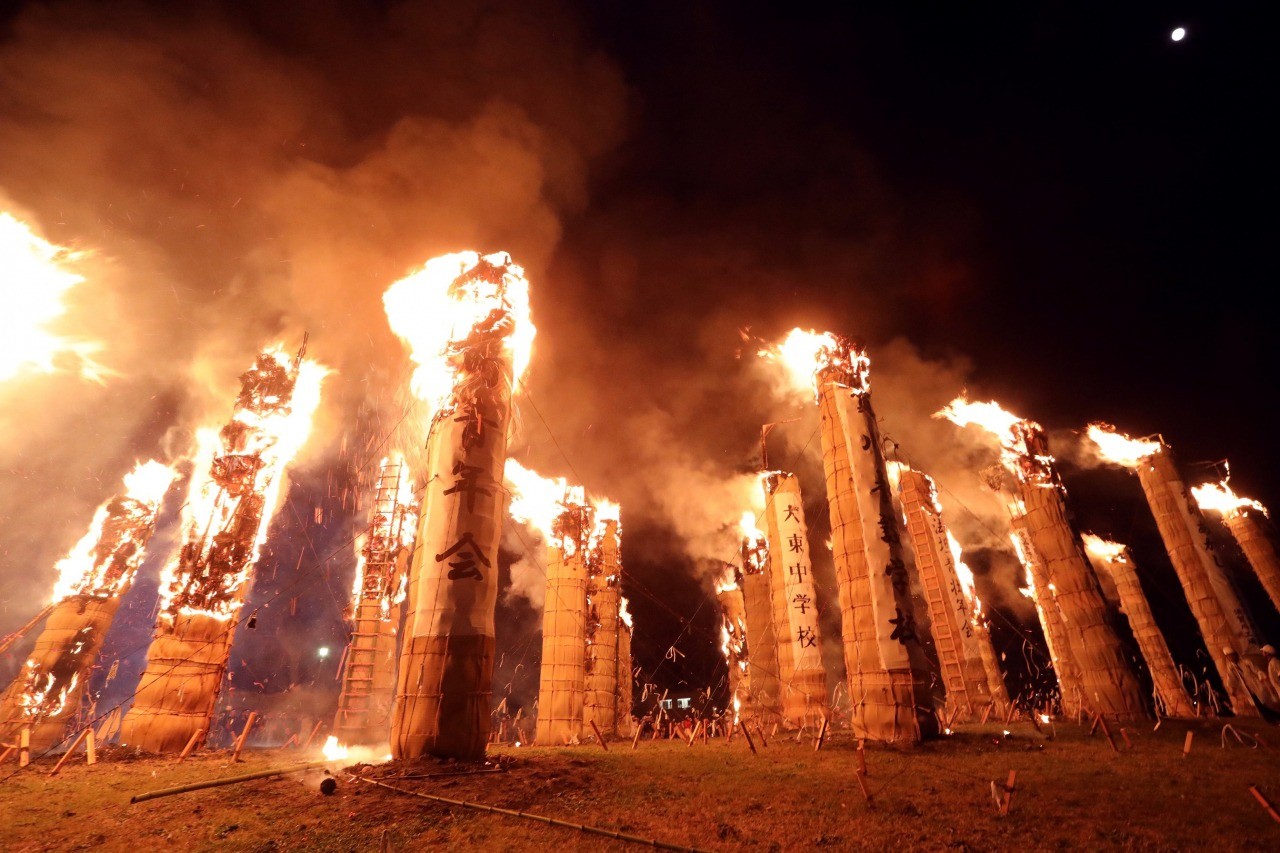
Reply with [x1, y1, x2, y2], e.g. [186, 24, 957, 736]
[2, 718, 1279, 851]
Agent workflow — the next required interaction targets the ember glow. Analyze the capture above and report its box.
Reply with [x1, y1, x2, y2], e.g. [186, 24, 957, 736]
[382, 251, 535, 417]
[157, 347, 328, 620]
[758, 327, 869, 398]
[1191, 480, 1269, 519]
[1086, 423, 1161, 468]
[322, 735, 349, 762]
[50, 460, 176, 603]
[0, 211, 103, 383]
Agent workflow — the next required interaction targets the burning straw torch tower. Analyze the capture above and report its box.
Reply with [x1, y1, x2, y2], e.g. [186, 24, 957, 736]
[536, 490, 592, 745]
[1082, 535, 1196, 718]
[762, 471, 830, 727]
[716, 565, 752, 724]
[893, 464, 1004, 720]
[120, 345, 327, 753]
[763, 331, 936, 742]
[939, 401, 1148, 722]
[385, 252, 534, 760]
[617, 597, 634, 734]
[1009, 517, 1086, 712]
[0, 462, 174, 749]
[1193, 479, 1280, 618]
[584, 509, 623, 737]
[333, 457, 417, 745]
[1088, 426, 1261, 716]
[740, 518, 783, 726]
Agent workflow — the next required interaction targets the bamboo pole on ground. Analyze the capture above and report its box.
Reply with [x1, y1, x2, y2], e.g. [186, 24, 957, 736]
[763, 472, 830, 728]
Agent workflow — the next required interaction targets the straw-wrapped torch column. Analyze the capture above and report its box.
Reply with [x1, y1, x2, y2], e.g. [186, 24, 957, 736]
[762, 472, 829, 727]
[940, 401, 1148, 721]
[740, 523, 783, 725]
[1088, 426, 1260, 717]
[1083, 535, 1196, 718]
[0, 462, 174, 749]
[894, 465, 995, 720]
[584, 513, 622, 737]
[762, 331, 937, 742]
[386, 252, 534, 760]
[616, 597, 634, 735]
[1010, 516, 1086, 710]
[715, 565, 752, 724]
[334, 457, 417, 746]
[535, 499, 591, 745]
[121, 346, 327, 753]
[1193, 480, 1280, 618]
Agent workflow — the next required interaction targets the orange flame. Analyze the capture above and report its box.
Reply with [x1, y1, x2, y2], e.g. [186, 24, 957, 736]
[159, 348, 328, 620]
[1081, 533, 1128, 563]
[51, 460, 175, 603]
[758, 327, 869, 398]
[1086, 423, 1161, 468]
[1191, 479, 1268, 519]
[619, 595, 633, 629]
[382, 251, 534, 417]
[936, 395, 1056, 483]
[0, 211, 106, 383]
[714, 563, 740, 594]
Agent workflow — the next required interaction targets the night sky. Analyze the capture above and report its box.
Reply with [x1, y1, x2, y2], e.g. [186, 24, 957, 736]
[0, 2, 1276, 721]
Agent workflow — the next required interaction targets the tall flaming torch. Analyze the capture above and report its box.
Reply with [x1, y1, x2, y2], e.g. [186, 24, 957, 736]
[1087, 425, 1260, 716]
[584, 505, 623, 737]
[385, 252, 533, 760]
[715, 565, 752, 724]
[1192, 479, 1280, 618]
[762, 471, 829, 727]
[763, 331, 936, 742]
[1082, 535, 1196, 717]
[506, 462, 593, 746]
[120, 345, 327, 752]
[939, 400, 1147, 721]
[892, 463, 1002, 719]
[0, 462, 174, 749]
[334, 456, 418, 745]
[739, 513, 783, 726]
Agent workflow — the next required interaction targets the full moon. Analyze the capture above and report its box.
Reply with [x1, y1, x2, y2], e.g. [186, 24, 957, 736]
[1171, 27, 1186, 41]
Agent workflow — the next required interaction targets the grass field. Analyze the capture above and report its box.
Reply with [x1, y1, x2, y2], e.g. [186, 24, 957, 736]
[2, 718, 1279, 851]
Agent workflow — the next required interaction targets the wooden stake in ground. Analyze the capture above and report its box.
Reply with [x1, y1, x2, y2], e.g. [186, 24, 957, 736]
[998, 770, 1018, 816]
[1183, 730, 1194, 757]
[814, 717, 829, 751]
[1249, 786, 1280, 825]
[589, 720, 608, 751]
[177, 728, 204, 763]
[630, 719, 644, 750]
[303, 720, 324, 750]
[232, 712, 258, 762]
[755, 723, 769, 748]
[48, 727, 91, 776]
[390, 255, 526, 761]
[85, 728, 95, 766]
[19, 724, 30, 767]
[741, 722, 758, 755]
[856, 739, 867, 776]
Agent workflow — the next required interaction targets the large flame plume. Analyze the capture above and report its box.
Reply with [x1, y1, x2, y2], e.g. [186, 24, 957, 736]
[0, 211, 104, 383]
[1191, 479, 1268, 519]
[1086, 423, 1161, 469]
[382, 251, 535, 418]
[1081, 533, 1128, 563]
[50, 460, 176, 603]
[157, 347, 328, 620]
[757, 327, 870, 398]
[936, 395, 1054, 484]
[505, 459, 618, 560]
